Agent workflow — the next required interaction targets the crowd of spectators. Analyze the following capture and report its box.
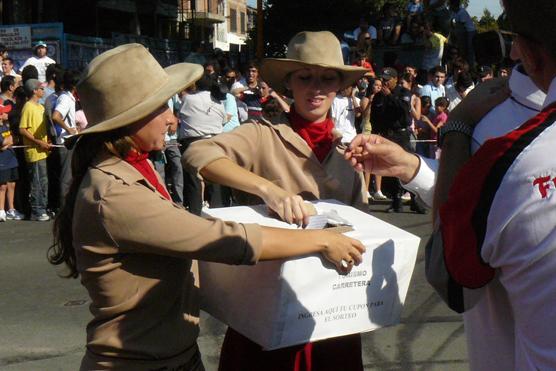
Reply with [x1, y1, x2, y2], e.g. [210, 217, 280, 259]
[0, 40, 296, 221]
[0, 1, 510, 220]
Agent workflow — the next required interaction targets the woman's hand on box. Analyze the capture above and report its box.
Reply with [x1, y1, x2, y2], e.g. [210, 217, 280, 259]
[318, 232, 365, 273]
[261, 184, 316, 227]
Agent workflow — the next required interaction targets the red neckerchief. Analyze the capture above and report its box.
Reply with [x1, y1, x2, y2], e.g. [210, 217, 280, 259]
[289, 105, 334, 162]
[124, 150, 171, 200]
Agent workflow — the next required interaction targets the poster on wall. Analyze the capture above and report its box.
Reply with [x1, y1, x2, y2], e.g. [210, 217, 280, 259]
[0, 26, 32, 50]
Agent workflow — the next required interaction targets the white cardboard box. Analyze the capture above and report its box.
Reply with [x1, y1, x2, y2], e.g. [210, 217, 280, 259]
[200, 200, 420, 350]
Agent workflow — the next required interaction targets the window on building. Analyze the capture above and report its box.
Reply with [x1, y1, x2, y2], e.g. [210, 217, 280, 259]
[230, 8, 237, 33]
[240, 12, 246, 34]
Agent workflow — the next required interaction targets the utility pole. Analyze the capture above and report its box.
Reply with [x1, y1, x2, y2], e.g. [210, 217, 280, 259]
[256, 0, 263, 59]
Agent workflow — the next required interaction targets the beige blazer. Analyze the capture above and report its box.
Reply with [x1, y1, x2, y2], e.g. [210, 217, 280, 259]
[183, 115, 367, 209]
[74, 151, 262, 370]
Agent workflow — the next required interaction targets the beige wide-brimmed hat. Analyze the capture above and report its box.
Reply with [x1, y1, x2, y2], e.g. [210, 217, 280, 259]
[76, 43, 203, 136]
[260, 31, 369, 94]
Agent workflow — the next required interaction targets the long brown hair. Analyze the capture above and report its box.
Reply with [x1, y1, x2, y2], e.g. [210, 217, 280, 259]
[48, 129, 135, 278]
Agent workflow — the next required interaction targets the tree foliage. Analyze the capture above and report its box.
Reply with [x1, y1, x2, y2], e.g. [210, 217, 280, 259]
[472, 8, 499, 33]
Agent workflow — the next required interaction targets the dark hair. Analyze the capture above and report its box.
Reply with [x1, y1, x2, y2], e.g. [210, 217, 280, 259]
[46, 63, 64, 83]
[1, 75, 16, 92]
[420, 95, 432, 107]
[400, 72, 415, 85]
[2, 57, 14, 65]
[0, 44, 7, 53]
[63, 70, 80, 91]
[14, 86, 26, 104]
[435, 96, 449, 108]
[21, 65, 39, 83]
[455, 71, 474, 92]
[246, 60, 259, 71]
[203, 59, 220, 75]
[429, 65, 446, 75]
[451, 57, 470, 74]
[196, 75, 214, 92]
[222, 67, 234, 76]
[49, 130, 136, 278]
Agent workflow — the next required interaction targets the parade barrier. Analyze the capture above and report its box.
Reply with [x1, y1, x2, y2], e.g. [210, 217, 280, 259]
[200, 200, 420, 350]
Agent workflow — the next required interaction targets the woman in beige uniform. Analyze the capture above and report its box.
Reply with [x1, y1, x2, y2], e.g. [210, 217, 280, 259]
[47, 43, 365, 371]
[183, 31, 370, 371]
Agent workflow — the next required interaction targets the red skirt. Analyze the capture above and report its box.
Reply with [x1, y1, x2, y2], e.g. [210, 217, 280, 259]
[218, 327, 363, 371]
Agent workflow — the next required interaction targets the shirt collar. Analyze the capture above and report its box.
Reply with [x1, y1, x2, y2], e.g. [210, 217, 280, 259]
[92, 151, 150, 188]
[510, 65, 546, 111]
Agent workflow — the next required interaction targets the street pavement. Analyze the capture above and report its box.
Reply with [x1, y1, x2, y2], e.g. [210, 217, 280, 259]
[0, 200, 468, 371]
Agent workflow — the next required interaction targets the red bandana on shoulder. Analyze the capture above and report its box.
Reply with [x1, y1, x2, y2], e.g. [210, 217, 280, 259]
[124, 150, 171, 201]
[288, 105, 334, 162]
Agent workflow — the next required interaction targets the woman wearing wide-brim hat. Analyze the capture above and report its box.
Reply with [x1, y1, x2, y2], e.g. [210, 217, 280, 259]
[47, 43, 365, 371]
[183, 31, 370, 371]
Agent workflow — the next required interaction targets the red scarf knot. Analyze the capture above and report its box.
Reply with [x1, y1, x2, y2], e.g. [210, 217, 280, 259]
[289, 105, 335, 162]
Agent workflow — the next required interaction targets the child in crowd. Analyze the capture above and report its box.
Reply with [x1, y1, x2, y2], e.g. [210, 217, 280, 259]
[414, 95, 432, 158]
[0, 103, 23, 221]
[430, 96, 449, 158]
[18, 79, 51, 221]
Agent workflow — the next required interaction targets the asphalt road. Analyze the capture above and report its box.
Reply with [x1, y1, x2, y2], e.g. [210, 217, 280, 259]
[0, 200, 468, 371]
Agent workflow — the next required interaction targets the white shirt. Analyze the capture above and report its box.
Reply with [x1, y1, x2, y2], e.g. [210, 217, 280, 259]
[331, 95, 360, 144]
[20, 55, 55, 82]
[54, 91, 76, 141]
[178, 91, 226, 138]
[405, 66, 547, 371]
[446, 83, 474, 112]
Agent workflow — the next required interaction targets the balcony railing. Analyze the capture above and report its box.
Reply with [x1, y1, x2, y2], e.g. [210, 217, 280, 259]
[181, 10, 225, 24]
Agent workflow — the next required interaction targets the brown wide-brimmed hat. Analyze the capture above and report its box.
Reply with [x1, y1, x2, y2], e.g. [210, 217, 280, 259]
[260, 31, 369, 94]
[76, 43, 203, 137]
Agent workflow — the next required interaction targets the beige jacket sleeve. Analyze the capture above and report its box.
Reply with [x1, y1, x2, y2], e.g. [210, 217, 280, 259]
[183, 122, 261, 175]
[98, 177, 263, 265]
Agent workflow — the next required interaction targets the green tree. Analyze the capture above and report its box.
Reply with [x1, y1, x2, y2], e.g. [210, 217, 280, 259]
[473, 8, 499, 33]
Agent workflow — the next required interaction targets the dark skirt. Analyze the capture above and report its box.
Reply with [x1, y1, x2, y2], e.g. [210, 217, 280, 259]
[0, 166, 18, 184]
[218, 328, 363, 371]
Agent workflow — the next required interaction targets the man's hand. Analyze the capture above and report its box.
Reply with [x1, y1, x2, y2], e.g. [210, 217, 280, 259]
[382, 85, 392, 96]
[345, 134, 420, 183]
[68, 127, 78, 135]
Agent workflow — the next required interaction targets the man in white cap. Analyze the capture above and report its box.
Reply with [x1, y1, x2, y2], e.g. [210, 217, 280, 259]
[20, 41, 55, 83]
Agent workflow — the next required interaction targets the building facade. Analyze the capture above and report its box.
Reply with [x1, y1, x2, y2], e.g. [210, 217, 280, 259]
[180, 0, 253, 52]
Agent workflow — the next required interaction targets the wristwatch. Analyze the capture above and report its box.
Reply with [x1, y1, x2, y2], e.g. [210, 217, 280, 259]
[438, 120, 473, 147]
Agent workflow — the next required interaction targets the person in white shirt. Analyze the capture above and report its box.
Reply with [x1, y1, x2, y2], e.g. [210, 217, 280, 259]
[20, 41, 55, 83]
[1, 58, 20, 81]
[345, 28, 554, 367]
[52, 70, 79, 198]
[178, 76, 226, 215]
[331, 84, 361, 144]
